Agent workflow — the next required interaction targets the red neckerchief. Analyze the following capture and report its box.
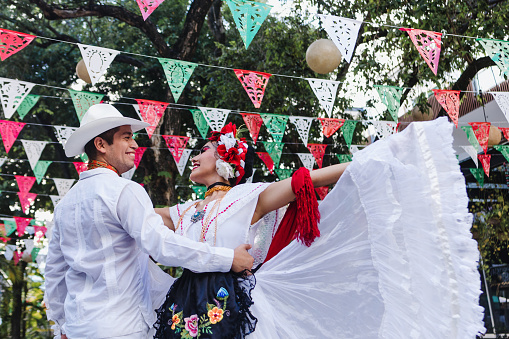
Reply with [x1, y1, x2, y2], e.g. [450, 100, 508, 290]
[87, 160, 120, 176]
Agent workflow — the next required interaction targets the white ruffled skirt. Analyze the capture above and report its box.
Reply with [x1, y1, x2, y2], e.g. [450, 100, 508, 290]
[250, 117, 485, 338]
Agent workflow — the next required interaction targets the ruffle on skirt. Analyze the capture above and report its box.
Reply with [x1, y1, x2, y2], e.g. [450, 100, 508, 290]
[250, 118, 485, 338]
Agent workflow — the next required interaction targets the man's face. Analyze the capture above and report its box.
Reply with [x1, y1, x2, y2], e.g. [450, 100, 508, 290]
[102, 125, 138, 174]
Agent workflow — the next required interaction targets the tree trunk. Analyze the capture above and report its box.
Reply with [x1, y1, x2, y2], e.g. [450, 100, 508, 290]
[10, 262, 26, 339]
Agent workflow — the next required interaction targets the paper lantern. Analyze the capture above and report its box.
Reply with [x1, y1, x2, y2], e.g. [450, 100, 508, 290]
[488, 126, 502, 147]
[76, 59, 92, 84]
[411, 105, 434, 121]
[306, 39, 342, 74]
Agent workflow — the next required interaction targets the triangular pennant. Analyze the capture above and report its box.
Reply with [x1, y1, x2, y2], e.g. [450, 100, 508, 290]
[73, 162, 88, 176]
[350, 145, 362, 154]
[461, 146, 479, 168]
[494, 145, 509, 163]
[307, 143, 327, 168]
[256, 151, 274, 174]
[0, 78, 35, 119]
[80, 153, 89, 163]
[190, 109, 209, 139]
[288, 116, 313, 146]
[136, 0, 165, 21]
[240, 113, 263, 144]
[372, 121, 397, 139]
[260, 113, 288, 143]
[33, 225, 47, 238]
[0, 120, 25, 153]
[133, 147, 147, 168]
[461, 126, 482, 152]
[17, 191, 37, 214]
[176, 149, 192, 176]
[4, 244, 15, 260]
[341, 120, 357, 149]
[33, 160, 52, 184]
[53, 126, 78, 147]
[234, 69, 272, 108]
[318, 118, 344, 138]
[262, 141, 284, 167]
[315, 186, 329, 200]
[31, 247, 41, 261]
[20, 140, 47, 171]
[121, 167, 136, 180]
[53, 178, 75, 196]
[15, 175, 36, 192]
[0, 156, 6, 168]
[470, 167, 485, 187]
[14, 216, 32, 237]
[375, 85, 404, 122]
[25, 225, 34, 235]
[68, 89, 105, 122]
[161, 135, 190, 164]
[469, 122, 491, 154]
[77, 44, 120, 85]
[191, 185, 207, 200]
[297, 153, 315, 171]
[13, 251, 22, 265]
[316, 14, 362, 63]
[478, 154, 491, 177]
[0, 28, 35, 60]
[198, 107, 230, 131]
[158, 58, 198, 102]
[132, 104, 143, 120]
[135, 99, 169, 139]
[16, 94, 39, 119]
[24, 239, 35, 254]
[477, 38, 509, 77]
[274, 168, 293, 181]
[433, 89, 460, 128]
[225, 0, 273, 49]
[2, 219, 16, 236]
[307, 79, 340, 117]
[49, 195, 63, 209]
[491, 92, 509, 123]
[336, 154, 352, 163]
[245, 168, 256, 183]
[500, 127, 509, 141]
[400, 28, 442, 75]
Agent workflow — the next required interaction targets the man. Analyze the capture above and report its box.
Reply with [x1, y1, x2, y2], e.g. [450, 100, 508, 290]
[44, 104, 254, 339]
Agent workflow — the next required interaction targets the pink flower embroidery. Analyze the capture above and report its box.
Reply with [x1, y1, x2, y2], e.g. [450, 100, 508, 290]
[184, 314, 199, 337]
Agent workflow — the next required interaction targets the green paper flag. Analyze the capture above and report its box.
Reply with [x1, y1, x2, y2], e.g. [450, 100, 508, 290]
[274, 168, 292, 181]
[68, 89, 105, 122]
[262, 141, 284, 167]
[470, 168, 485, 187]
[226, 0, 273, 49]
[341, 120, 357, 149]
[336, 154, 353, 163]
[461, 126, 482, 152]
[33, 160, 52, 184]
[31, 247, 41, 261]
[477, 38, 509, 77]
[191, 185, 206, 200]
[494, 145, 509, 162]
[16, 94, 40, 119]
[260, 114, 288, 143]
[190, 109, 209, 139]
[375, 85, 403, 122]
[158, 58, 198, 102]
[80, 153, 89, 163]
[2, 219, 16, 236]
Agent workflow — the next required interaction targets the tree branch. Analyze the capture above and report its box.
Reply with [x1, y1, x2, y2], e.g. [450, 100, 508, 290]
[174, 0, 214, 59]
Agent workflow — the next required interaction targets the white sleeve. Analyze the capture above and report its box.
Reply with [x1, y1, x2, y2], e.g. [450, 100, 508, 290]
[117, 183, 234, 273]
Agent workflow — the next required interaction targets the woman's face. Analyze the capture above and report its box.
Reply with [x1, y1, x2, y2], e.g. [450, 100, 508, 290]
[190, 142, 223, 185]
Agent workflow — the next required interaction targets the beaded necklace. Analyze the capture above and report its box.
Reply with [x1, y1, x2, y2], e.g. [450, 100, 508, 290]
[88, 160, 120, 176]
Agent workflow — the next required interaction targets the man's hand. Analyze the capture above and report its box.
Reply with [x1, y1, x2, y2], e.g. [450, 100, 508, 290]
[61, 335, 68, 339]
[231, 244, 254, 273]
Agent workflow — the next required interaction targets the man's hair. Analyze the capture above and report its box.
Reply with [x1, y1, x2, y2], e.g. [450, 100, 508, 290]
[84, 127, 120, 160]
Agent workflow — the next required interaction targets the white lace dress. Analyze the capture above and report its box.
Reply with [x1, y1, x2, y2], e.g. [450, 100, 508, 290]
[167, 117, 485, 339]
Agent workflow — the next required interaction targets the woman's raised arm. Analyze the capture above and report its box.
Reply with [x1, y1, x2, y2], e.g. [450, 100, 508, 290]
[154, 208, 176, 231]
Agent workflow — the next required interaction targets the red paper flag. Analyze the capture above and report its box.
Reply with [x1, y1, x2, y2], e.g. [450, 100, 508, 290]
[162, 135, 190, 164]
[256, 152, 274, 174]
[315, 186, 329, 200]
[307, 144, 327, 169]
[0, 120, 26, 153]
[0, 29, 36, 61]
[234, 69, 272, 108]
[73, 162, 88, 176]
[34, 225, 47, 237]
[400, 28, 442, 75]
[478, 154, 491, 177]
[240, 113, 263, 144]
[318, 118, 345, 138]
[0, 237, 10, 243]
[432, 90, 460, 128]
[136, 0, 165, 21]
[135, 99, 169, 139]
[17, 191, 37, 214]
[15, 175, 36, 192]
[13, 251, 22, 265]
[13, 216, 32, 237]
[469, 122, 491, 154]
[499, 127, 509, 141]
[134, 147, 147, 168]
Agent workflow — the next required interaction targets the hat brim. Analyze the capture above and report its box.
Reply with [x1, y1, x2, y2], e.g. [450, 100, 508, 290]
[65, 117, 150, 157]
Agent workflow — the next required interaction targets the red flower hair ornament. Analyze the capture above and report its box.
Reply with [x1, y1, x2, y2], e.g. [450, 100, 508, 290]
[208, 123, 248, 184]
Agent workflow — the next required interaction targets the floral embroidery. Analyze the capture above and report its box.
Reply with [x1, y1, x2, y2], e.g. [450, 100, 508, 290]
[170, 287, 230, 338]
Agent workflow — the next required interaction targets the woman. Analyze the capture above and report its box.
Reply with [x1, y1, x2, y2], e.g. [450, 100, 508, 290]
[154, 118, 485, 338]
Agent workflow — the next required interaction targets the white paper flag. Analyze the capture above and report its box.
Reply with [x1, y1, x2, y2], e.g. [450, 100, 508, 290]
[50, 195, 63, 208]
[297, 153, 315, 171]
[199, 107, 230, 131]
[491, 92, 509, 123]
[175, 149, 192, 176]
[23, 239, 34, 254]
[289, 116, 314, 146]
[4, 244, 16, 260]
[317, 14, 363, 63]
[78, 44, 120, 85]
[53, 178, 75, 196]
[0, 157, 6, 168]
[350, 145, 362, 153]
[307, 79, 340, 117]
[20, 140, 48, 171]
[372, 121, 397, 139]
[132, 104, 143, 120]
[121, 167, 136, 180]
[245, 169, 256, 183]
[0, 77, 35, 119]
[54, 126, 78, 147]
[25, 226, 34, 235]
[461, 145, 479, 168]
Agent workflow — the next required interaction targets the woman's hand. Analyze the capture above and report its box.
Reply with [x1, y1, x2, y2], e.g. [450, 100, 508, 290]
[154, 208, 175, 231]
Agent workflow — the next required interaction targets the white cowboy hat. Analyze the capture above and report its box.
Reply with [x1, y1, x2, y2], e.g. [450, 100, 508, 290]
[65, 104, 150, 157]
